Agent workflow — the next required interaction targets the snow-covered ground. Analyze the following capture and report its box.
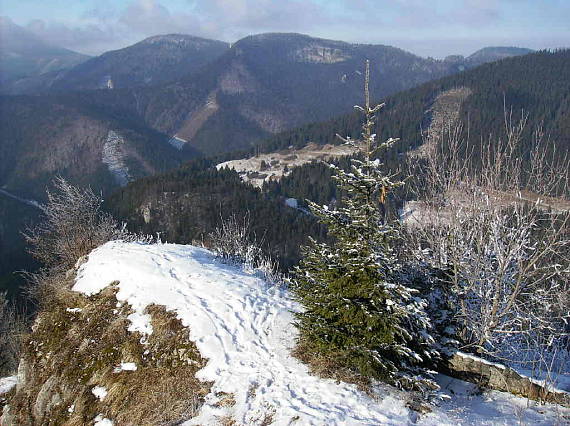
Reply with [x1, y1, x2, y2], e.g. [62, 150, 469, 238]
[217, 142, 358, 188]
[72, 241, 570, 425]
[0, 376, 17, 396]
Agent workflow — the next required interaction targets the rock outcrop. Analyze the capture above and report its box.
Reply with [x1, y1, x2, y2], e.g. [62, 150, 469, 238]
[442, 351, 570, 407]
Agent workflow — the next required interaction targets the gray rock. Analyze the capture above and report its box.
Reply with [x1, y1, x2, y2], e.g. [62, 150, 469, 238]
[441, 351, 570, 407]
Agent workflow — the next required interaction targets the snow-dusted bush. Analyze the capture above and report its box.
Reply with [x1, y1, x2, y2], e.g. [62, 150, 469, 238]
[23, 177, 151, 305]
[208, 214, 282, 285]
[406, 108, 570, 379]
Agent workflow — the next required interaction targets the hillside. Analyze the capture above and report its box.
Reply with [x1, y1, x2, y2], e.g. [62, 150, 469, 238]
[107, 163, 323, 270]
[228, 48, 570, 178]
[1, 31, 468, 193]
[466, 46, 534, 67]
[48, 35, 229, 92]
[0, 39, 553, 298]
[0, 94, 199, 288]
[0, 31, 472, 288]
[0, 17, 88, 92]
[59, 32, 473, 158]
[2, 240, 568, 424]
[0, 95, 199, 199]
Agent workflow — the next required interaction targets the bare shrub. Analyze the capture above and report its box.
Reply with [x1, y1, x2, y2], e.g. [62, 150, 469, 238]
[23, 177, 147, 271]
[23, 178, 151, 305]
[405, 107, 570, 378]
[209, 214, 282, 285]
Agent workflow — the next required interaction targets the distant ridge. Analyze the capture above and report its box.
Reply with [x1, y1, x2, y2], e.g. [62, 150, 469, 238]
[0, 17, 88, 89]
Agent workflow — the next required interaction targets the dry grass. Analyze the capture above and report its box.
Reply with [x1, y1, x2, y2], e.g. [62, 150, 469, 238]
[213, 392, 236, 408]
[291, 338, 371, 394]
[6, 275, 212, 425]
[217, 415, 237, 425]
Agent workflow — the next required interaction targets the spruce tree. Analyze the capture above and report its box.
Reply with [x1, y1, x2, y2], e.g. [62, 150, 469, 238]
[291, 61, 437, 389]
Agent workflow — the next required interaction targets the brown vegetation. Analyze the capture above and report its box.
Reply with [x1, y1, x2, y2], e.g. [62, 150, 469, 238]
[5, 271, 211, 425]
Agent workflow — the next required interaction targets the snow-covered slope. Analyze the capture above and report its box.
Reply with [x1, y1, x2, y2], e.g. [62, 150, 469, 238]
[72, 241, 570, 425]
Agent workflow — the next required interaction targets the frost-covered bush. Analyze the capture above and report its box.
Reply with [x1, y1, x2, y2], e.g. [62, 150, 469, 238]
[23, 177, 151, 306]
[208, 214, 282, 285]
[406, 108, 570, 378]
[24, 177, 149, 271]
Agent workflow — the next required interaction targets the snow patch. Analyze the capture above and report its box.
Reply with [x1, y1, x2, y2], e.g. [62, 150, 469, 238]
[456, 351, 506, 370]
[94, 415, 113, 426]
[102, 130, 130, 186]
[168, 136, 188, 150]
[0, 376, 17, 395]
[92, 386, 108, 400]
[127, 311, 153, 336]
[217, 142, 358, 188]
[284, 198, 298, 209]
[114, 362, 138, 372]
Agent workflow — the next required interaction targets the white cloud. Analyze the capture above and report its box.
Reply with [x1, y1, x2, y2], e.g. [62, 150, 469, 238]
[17, 0, 570, 57]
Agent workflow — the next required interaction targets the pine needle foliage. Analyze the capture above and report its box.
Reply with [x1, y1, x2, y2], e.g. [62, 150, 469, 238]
[291, 61, 437, 390]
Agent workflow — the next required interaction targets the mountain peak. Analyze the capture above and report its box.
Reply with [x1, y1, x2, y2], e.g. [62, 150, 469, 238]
[139, 33, 228, 47]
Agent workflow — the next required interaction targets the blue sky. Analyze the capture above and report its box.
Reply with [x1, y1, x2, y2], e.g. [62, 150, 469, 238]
[1, 0, 569, 57]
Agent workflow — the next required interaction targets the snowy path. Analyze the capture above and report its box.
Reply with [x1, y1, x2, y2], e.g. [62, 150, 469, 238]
[73, 242, 569, 425]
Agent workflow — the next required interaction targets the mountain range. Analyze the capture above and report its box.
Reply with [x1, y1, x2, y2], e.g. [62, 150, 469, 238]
[0, 28, 547, 295]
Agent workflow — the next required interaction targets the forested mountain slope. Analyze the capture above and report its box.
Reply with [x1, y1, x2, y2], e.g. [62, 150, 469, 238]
[0, 39, 554, 296]
[245, 48, 570, 163]
[107, 162, 324, 269]
[466, 46, 534, 67]
[0, 32, 477, 200]
[105, 49, 570, 273]
[48, 34, 229, 92]
[59, 33, 472, 157]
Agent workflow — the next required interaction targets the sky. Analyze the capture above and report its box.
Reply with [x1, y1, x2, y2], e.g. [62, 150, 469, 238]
[1, 0, 569, 58]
